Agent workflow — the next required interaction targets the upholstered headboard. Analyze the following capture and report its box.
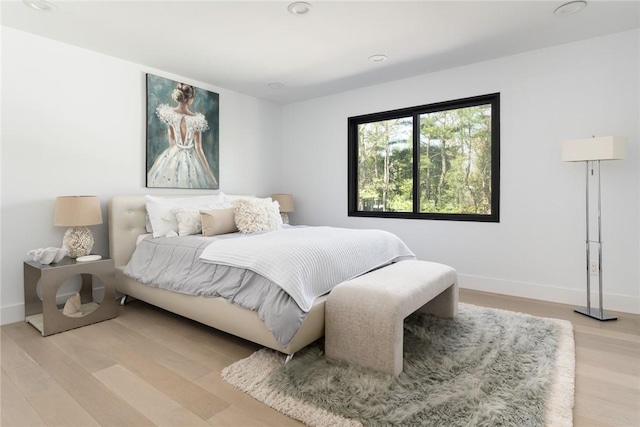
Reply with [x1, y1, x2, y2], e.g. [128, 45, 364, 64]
[108, 196, 149, 268]
[108, 193, 258, 267]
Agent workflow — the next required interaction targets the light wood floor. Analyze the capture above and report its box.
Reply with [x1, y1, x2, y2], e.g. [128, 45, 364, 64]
[2, 289, 639, 427]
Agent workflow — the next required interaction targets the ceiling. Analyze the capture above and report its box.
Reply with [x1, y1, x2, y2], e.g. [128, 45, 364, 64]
[2, 1, 639, 104]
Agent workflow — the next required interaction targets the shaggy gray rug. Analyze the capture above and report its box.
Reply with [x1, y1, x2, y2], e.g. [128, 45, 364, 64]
[222, 303, 574, 427]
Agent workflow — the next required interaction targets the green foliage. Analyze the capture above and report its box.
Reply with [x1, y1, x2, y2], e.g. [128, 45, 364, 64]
[357, 105, 492, 214]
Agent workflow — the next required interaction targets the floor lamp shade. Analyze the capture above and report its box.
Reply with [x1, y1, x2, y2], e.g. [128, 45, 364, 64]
[562, 136, 627, 162]
[562, 136, 627, 321]
[54, 196, 103, 258]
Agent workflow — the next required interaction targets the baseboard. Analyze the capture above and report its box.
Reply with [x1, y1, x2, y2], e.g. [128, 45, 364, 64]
[459, 274, 640, 315]
[4, 277, 637, 325]
[1, 303, 25, 326]
[1, 287, 107, 326]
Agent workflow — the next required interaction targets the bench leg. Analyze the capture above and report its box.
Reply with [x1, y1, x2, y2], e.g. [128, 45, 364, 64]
[416, 282, 458, 318]
[326, 301, 403, 376]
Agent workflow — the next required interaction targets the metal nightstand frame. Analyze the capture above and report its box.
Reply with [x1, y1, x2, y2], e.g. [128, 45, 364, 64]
[23, 257, 117, 336]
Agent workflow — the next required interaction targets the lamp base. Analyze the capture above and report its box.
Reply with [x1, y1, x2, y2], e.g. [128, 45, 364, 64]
[574, 306, 617, 321]
[62, 226, 94, 259]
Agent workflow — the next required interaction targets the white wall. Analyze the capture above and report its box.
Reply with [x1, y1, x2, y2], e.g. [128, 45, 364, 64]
[282, 30, 640, 314]
[1, 27, 283, 323]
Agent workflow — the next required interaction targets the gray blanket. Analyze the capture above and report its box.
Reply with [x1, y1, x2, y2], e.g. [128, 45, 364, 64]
[123, 234, 307, 346]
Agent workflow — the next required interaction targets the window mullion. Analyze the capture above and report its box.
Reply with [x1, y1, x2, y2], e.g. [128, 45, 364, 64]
[412, 113, 420, 214]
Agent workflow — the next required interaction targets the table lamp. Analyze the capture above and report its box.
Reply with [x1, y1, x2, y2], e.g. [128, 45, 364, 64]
[54, 196, 103, 258]
[271, 194, 294, 224]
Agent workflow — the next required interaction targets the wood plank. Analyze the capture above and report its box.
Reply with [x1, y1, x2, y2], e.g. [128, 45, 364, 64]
[26, 386, 101, 426]
[1, 370, 46, 427]
[574, 392, 640, 427]
[576, 362, 640, 390]
[109, 344, 230, 420]
[0, 332, 98, 426]
[45, 323, 118, 373]
[576, 345, 640, 376]
[2, 321, 154, 427]
[195, 371, 303, 427]
[576, 330, 640, 355]
[573, 415, 619, 427]
[50, 316, 234, 419]
[575, 372, 640, 409]
[1, 328, 59, 396]
[77, 316, 214, 381]
[93, 364, 210, 427]
[114, 301, 258, 365]
[1, 327, 99, 426]
[45, 322, 229, 419]
[208, 405, 271, 426]
[574, 323, 640, 345]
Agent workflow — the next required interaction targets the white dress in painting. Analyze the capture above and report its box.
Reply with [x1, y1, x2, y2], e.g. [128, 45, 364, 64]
[147, 104, 216, 189]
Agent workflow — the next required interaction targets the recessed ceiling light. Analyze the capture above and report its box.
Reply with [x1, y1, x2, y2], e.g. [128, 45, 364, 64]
[554, 1, 587, 15]
[23, 0, 56, 11]
[369, 54, 388, 63]
[288, 2, 312, 16]
[268, 82, 285, 89]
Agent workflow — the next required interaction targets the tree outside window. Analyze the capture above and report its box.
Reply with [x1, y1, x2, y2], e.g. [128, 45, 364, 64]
[348, 93, 500, 222]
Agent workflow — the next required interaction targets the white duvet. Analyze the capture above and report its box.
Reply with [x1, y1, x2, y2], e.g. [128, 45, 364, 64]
[199, 226, 415, 312]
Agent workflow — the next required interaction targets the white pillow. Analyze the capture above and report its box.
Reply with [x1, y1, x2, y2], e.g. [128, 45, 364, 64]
[175, 208, 203, 236]
[145, 194, 225, 238]
[224, 194, 256, 203]
[234, 198, 283, 234]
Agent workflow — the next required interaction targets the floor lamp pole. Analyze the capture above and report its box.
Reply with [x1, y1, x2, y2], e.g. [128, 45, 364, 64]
[574, 160, 617, 321]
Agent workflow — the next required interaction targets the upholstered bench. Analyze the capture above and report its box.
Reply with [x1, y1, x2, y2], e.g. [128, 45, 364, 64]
[325, 260, 458, 376]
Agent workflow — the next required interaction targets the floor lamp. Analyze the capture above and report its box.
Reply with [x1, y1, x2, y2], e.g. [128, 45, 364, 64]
[562, 136, 627, 321]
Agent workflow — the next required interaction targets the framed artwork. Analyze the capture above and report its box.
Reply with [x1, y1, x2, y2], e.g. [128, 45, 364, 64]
[146, 74, 219, 189]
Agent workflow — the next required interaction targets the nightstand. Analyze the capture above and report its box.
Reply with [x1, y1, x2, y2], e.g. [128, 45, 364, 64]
[23, 257, 117, 336]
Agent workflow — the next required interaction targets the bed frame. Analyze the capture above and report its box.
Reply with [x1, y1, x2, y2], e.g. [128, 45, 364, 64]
[108, 195, 326, 354]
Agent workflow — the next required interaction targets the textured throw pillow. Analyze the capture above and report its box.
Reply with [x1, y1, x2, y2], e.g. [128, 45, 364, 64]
[234, 198, 283, 234]
[201, 208, 238, 236]
[145, 194, 225, 238]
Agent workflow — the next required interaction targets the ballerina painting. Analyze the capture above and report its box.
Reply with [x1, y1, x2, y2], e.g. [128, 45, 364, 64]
[146, 74, 219, 189]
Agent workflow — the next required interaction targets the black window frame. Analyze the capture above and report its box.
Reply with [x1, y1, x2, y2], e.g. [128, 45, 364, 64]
[348, 93, 500, 222]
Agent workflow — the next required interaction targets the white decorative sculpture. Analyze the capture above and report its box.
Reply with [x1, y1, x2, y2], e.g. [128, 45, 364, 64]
[27, 247, 67, 265]
[62, 292, 82, 317]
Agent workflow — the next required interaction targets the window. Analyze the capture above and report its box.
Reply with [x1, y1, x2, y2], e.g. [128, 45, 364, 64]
[348, 93, 500, 222]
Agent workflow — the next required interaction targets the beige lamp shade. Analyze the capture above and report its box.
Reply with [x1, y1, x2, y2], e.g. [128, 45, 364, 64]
[562, 136, 628, 162]
[271, 194, 294, 213]
[54, 196, 103, 227]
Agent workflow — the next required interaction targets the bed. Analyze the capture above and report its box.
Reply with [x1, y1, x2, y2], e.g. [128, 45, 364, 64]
[108, 194, 414, 355]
